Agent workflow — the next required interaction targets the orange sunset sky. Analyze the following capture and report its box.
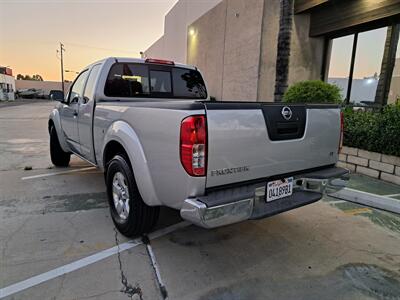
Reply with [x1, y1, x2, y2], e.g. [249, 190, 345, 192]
[1, 0, 399, 82]
[0, 0, 177, 81]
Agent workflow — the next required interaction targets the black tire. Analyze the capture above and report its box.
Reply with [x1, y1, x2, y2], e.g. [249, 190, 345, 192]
[106, 155, 159, 237]
[50, 126, 70, 167]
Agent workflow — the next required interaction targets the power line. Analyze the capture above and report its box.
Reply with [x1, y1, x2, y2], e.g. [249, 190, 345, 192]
[64, 42, 134, 54]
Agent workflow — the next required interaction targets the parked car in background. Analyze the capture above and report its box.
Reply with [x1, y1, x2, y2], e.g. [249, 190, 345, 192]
[17, 88, 46, 99]
[48, 57, 349, 237]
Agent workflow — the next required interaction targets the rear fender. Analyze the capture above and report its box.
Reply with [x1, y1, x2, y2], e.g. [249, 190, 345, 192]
[102, 121, 161, 206]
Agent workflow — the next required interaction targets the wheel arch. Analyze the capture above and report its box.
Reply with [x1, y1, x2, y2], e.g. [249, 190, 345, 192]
[49, 109, 69, 152]
[102, 121, 162, 206]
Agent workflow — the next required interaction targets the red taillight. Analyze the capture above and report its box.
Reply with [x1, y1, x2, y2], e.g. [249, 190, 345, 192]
[145, 58, 175, 65]
[339, 111, 344, 153]
[180, 115, 207, 176]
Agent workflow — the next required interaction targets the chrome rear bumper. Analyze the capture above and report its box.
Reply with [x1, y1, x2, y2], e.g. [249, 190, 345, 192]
[180, 167, 350, 228]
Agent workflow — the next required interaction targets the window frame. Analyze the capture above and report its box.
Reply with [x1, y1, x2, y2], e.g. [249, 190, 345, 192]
[67, 69, 89, 104]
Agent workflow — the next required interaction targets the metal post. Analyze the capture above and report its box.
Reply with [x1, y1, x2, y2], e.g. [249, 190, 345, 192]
[60, 43, 65, 93]
[346, 33, 358, 104]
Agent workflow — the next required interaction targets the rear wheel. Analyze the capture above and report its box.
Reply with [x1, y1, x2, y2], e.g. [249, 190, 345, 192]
[50, 126, 70, 167]
[106, 155, 159, 237]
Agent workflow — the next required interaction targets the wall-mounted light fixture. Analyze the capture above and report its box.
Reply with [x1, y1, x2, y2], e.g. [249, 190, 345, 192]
[188, 27, 196, 37]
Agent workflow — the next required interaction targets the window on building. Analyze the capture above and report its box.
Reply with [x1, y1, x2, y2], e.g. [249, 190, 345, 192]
[326, 26, 394, 105]
[351, 27, 387, 103]
[327, 35, 354, 98]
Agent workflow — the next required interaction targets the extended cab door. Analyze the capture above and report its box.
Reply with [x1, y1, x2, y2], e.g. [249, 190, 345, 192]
[60, 69, 89, 154]
[77, 64, 102, 162]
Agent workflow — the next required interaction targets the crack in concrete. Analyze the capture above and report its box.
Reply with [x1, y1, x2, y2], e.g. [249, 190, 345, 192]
[53, 273, 66, 300]
[114, 228, 143, 300]
[1, 217, 31, 259]
[78, 289, 121, 299]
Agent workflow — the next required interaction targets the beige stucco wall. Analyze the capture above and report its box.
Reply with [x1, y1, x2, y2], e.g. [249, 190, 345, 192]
[288, 12, 324, 87]
[145, 36, 165, 59]
[188, 0, 325, 102]
[221, 0, 264, 100]
[187, 0, 264, 101]
[257, 0, 280, 101]
[389, 76, 400, 104]
[144, 0, 222, 64]
[187, 1, 226, 100]
[15, 80, 72, 95]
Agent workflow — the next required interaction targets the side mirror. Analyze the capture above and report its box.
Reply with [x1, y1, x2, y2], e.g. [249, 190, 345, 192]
[49, 90, 65, 102]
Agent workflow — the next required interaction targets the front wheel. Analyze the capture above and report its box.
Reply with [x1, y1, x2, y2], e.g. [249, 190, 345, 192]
[106, 155, 159, 237]
[50, 126, 70, 167]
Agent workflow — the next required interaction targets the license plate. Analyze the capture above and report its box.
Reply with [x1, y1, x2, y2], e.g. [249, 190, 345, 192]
[266, 177, 293, 202]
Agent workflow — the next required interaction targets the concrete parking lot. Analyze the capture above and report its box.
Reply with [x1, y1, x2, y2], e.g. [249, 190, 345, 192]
[1, 101, 400, 300]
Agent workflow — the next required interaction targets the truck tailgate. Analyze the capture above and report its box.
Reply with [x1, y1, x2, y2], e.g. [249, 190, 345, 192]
[204, 102, 341, 188]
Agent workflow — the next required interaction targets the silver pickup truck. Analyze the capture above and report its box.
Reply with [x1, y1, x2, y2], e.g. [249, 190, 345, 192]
[49, 57, 349, 237]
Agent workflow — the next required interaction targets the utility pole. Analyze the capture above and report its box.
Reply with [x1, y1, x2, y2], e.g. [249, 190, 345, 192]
[59, 43, 66, 93]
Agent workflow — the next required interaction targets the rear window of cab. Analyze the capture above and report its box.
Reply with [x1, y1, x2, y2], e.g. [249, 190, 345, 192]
[104, 63, 207, 99]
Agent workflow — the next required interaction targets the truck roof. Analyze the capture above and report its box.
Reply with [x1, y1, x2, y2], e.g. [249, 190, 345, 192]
[85, 57, 196, 71]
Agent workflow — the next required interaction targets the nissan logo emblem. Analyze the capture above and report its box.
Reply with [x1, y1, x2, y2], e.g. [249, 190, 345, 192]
[281, 106, 292, 120]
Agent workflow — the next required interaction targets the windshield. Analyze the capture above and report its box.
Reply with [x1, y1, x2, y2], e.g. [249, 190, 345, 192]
[104, 63, 207, 99]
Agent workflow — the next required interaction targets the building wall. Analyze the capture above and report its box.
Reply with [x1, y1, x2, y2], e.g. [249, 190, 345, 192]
[221, 0, 264, 100]
[393, 58, 400, 77]
[188, 0, 324, 102]
[0, 74, 16, 101]
[389, 76, 400, 104]
[15, 80, 72, 95]
[257, 0, 280, 101]
[187, 0, 264, 101]
[144, 0, 222, 64]
[145, 36, 165, 59]
[187, 1, 226, 100]
[288, 12, 324, 87]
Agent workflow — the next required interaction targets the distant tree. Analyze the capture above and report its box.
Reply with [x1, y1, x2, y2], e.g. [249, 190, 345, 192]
[375, 24, 400, 106]
[32, 74, 44, 81]
[16, 74, 44, 81]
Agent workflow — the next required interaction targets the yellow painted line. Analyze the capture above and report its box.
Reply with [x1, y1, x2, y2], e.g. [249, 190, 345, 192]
[344, 207, 372, 215]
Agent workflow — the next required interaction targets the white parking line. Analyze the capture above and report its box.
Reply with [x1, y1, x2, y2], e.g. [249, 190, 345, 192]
[384, 193, 400, 198]
[0, 221, 190, 299]
[21, 166, 96, 180]
[330, 188, 400, 214]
